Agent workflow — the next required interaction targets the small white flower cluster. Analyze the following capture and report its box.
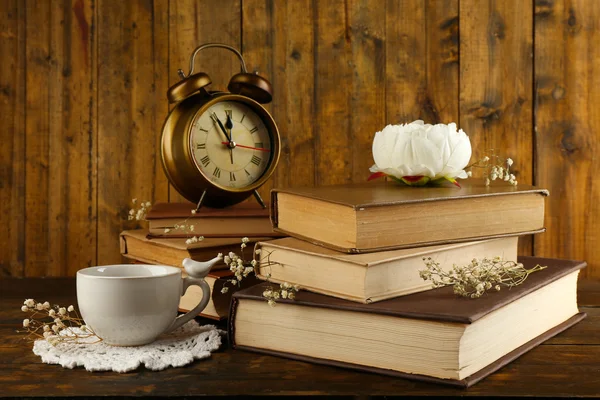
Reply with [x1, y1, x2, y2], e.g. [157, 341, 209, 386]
[465, 153, 518, 186]
[262, 283, 299, 307]
[128, 199, 152, 221]
[19, 299, 100, 345]
[185, 235, 204, 245]
[419, 256, 546, 299]
[216, 239, 301, 306]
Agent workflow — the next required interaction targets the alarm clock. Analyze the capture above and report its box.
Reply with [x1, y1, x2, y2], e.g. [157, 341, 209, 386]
[161, 43, 281, 209]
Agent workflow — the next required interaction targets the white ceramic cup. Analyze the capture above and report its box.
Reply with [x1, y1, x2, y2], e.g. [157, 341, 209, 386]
[76, 264, 210, 346]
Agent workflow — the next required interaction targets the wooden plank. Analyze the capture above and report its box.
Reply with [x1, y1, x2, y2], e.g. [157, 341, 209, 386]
[153, 0, 171, 204]
[241, 0, 274, 200]
[168, 0, 241, 202]
[426, 0, 459, 124]
[24, 0, 52, 276]
[49, 0, 97, 276]
[0, 0, 25, 277]
[386, 0, 459, 125]
[314, 0, 352, 186]
[243, 0, 315, 192]
[385, 0, 426, 124]
[459, 0, 533, 256]
[97, 0, 170, 266]
[534, 0, 600, 279]
[349, 0, 385, 183]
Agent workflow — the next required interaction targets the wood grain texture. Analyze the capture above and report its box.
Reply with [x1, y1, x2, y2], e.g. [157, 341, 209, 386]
[24, 0, 96, 276]
[268, 0, 316, 189]
[2, 1, 600, 277]
[385, 0, 425, 124]
[48, 0, 97, 276]
[1, 277, 600, 397]
[241, 0, 273, 202]
[97, 0, 169, 266]
[314, 0, 353, 186]
[534, 0, 600, 280]
[24, 0, 51, 277]
[459, 0, 534, 256]
[349, 0, 385, 182]
[0, 0, 25, 277]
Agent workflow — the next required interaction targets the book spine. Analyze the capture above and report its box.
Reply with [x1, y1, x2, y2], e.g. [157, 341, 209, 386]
[228, 296, 240, 348]
[270, 190, 279, 229]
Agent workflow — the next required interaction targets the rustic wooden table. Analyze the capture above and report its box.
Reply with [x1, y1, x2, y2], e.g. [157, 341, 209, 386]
[1, 278, 600, 398]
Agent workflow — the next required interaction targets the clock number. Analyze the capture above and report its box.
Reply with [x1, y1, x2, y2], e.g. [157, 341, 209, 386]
[230, 172, 236, 182]
[196, 143, 206, 150]
[244, 169, 251, 176]
[213, 167, 221, 178]
[249, 126, 258, 134]
[254, 142, 263, 149]
[201, 155, 210, 167]
[251, 155, 262, 166]
[198, 127, 208, 133]
[240, 114, 246, 123]
[225, 109, 233, 118]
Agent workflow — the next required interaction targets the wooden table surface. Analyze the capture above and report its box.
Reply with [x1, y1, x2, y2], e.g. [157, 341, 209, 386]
[1, 278, 600, 398]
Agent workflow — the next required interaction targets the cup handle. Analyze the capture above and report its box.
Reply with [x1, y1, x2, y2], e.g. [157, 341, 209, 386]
[164, 276, 211, 334]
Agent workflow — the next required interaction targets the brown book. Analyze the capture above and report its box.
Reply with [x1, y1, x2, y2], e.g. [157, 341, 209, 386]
[120, 229, 273, 270]
[271, 179, 548, 253]
[145, 202, 283, 238]
[229, 256, 585, 387]
[255, 236, 518, 303]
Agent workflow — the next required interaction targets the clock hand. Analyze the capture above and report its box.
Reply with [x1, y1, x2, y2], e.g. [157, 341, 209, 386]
[210, 112, 234, 164]
[220, 142, 271, 152]
[225, 114, 234, 142]
[210, 112, 231, 143]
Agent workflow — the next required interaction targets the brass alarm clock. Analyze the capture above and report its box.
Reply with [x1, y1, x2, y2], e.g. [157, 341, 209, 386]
[161, 43, 281, 209]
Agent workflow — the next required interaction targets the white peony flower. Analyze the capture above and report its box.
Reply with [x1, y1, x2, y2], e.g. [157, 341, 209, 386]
[369, 120, 472, 185]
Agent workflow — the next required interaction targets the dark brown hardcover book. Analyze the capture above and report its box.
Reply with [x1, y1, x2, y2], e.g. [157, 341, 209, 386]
[229, 256, 586, 387]
[271, 179, 548, 253]
[120, 229, 274, 270]
[145, 202, 284, 238]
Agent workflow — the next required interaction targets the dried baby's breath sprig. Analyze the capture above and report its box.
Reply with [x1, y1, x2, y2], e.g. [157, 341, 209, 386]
[128, 199, 152, 221]
[219, 238, 298, 305]
[465, 149, 517, 186]
[18, 299, 101, 345]
[126, 199, 201, 237]
[419, 257, 546, 299]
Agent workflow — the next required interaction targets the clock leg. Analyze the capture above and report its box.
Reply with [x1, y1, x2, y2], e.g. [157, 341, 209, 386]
[253, 190, 267, 209]
[196, 190, 207, 210]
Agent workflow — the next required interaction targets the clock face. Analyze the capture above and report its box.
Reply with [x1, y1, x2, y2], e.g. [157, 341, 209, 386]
[190, 100, 273, 190]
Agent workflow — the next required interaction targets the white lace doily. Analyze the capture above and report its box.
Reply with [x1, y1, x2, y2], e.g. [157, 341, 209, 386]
[32, 320, 222, 373]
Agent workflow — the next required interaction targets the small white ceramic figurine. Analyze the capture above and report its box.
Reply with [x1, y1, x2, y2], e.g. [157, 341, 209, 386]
[182, 254, 223, 278]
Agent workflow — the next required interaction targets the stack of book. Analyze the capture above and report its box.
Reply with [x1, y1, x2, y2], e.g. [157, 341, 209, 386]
[120, 202, 280, 320]
[228, 180, 586, 387]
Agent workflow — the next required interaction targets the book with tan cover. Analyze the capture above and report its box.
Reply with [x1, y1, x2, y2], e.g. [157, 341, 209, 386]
[255, 236, 518, 303]
[120, 229, 273, 270]
[271, 179, 548, 253]
[230, 256, 586, 387]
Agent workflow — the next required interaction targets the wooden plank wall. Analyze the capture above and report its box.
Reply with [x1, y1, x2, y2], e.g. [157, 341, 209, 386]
[0, 0, 599, 279]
